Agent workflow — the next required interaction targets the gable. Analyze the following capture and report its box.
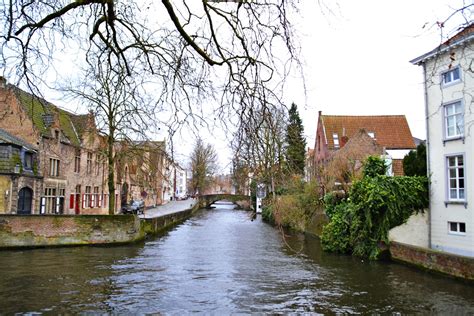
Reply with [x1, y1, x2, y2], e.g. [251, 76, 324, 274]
[322, 115, 415, 150]
[11, 86, 82, 146]
[411, 23, 474, 65]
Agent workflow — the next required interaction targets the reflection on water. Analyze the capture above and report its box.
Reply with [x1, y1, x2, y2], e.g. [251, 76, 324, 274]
[0, 202, 473, 314]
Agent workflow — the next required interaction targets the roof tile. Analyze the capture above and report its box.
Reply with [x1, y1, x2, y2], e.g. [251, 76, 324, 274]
[322, 115, 415, 150]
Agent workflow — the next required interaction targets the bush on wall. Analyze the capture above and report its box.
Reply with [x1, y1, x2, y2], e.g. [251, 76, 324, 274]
[321, 156, 429, 260]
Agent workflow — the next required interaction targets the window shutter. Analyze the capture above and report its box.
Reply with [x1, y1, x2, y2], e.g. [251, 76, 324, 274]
[69, 194, 74, 209]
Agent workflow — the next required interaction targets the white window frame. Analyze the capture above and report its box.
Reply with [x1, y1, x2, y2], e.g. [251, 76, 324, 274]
[448, 221, 466, 236]
[333, 133, 339, 149]
[443, 100, 464, 140]
[446, 154, 465, 202]
[441, 66, 461, 87]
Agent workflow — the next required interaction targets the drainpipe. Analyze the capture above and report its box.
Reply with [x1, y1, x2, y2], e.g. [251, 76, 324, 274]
[422, 63, 432, 249]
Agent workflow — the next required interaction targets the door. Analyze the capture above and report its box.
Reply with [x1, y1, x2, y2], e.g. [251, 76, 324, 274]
[17, 187, 33, 215]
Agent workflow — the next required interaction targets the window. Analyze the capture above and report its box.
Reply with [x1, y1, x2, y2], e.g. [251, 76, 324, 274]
[444, 101, 464, 138]
[93, 186, 100, 208]
[84, 186, 91, 208]
[23, 152, 33, 170]
[368, 132, 375, 139]
[74, 155, 81, 173]
[447, 155, 465, 201]
[333, 133, 339, 149]
[448, 222, 466, 235]
[49, 158, 60, 176]
[86, 152, 93, 174]
[442, 67, 461, 86]
[44, 187, 57, 213]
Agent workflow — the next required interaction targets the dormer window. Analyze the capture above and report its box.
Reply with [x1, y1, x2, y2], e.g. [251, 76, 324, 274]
[333, 133, 339, 149]
[54, 130, 60, 139]
[442, 66, 461, 86]
[24, 152, 33, 170]
[368, 132, 375, 139]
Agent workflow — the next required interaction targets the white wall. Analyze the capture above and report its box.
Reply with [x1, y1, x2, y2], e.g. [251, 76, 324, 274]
[423, 39, 474, 257]
[389, 211, 429, 248]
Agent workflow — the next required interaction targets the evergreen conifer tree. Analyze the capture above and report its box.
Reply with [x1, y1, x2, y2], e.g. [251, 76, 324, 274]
[285, 103, 307, 175]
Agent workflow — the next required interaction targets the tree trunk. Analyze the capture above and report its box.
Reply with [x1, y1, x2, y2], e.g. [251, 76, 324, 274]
[107, 133, 115, 215]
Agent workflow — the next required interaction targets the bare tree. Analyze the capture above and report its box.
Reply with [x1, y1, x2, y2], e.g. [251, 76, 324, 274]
[0, 1, 300, 136]
[63, 56, 159, 214]
[189, 137, 218, 196]
[231, 105, 287, 197]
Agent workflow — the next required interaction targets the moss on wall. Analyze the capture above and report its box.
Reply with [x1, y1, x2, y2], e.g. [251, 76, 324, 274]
[0, 176, 10, 214]
[0, 203, 200, 249]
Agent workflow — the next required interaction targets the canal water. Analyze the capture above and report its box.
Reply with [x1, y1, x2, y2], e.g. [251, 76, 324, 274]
[0, 202, 473, 314]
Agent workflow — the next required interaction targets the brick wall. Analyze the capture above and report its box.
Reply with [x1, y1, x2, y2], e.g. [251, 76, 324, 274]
[390, 241, 474, 281]
[0, 214, 143, 247]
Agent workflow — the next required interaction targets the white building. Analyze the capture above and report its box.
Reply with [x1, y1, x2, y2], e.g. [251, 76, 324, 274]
[162, 156, 187, 202]
[175, 165, 187, 199]
[411, 24, 474, 257]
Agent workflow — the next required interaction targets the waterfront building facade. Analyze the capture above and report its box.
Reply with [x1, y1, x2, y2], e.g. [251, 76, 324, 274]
[411, 24, 474, 257]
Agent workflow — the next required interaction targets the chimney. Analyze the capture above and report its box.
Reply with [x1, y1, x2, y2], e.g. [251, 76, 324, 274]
[0, 76, 6, 89]
[340, 136, 349, 148]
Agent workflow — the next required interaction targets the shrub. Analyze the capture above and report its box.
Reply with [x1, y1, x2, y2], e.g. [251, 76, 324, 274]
[321, 200, 352, 254]
[321, 155, 429, 259]
[363, 156, 387, 178]
[263, 180, 322, 232]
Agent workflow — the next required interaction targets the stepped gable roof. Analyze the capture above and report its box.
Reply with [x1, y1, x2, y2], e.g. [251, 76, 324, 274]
[410, 23, 474, 65]
[321, 114, 415, 150]
[0, 128, 36, 151]
[9, 85, 87, 147]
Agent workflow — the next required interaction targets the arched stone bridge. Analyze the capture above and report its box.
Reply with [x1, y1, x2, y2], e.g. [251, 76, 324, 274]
[198, 194, 252, 210]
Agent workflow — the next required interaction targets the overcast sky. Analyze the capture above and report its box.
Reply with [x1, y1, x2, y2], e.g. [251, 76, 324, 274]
[288, 0, 470, 146]
[191, 0, 472, 171]
[40, 0, 471, 171]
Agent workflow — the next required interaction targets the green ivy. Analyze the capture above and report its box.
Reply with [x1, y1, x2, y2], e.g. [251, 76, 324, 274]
[262, 205, 274, 223]
[321, 156, 429, 260]
[32, 160, 38, 176]
[11, 154, 23, 174]
[363, 156, 387, 178]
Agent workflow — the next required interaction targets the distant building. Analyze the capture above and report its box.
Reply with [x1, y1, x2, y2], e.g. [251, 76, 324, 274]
[117, 141, 166, 208]
[410, 24, 474, 257]
[313, 112, 416, 181]
[204, 174, 233, 195]
[161, 157, 187, 201]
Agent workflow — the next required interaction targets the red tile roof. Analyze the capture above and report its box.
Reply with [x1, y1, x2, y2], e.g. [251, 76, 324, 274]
[321, 115, 415, 150]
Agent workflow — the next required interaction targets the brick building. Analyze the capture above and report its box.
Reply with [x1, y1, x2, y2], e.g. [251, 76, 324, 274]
[116, 141, 166, 208]
[0, 128, 42, 214]
[313, 112, 416, 181]
[0, 77, 109, 214]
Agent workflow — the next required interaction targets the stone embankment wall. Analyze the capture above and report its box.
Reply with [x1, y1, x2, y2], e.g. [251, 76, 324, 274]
[388, 211, 474, 281]
[141, 207, 197, 235]
[390, 242, 474, 281]
[0, 214, 144, 248]
[0, 204, 199, 249]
